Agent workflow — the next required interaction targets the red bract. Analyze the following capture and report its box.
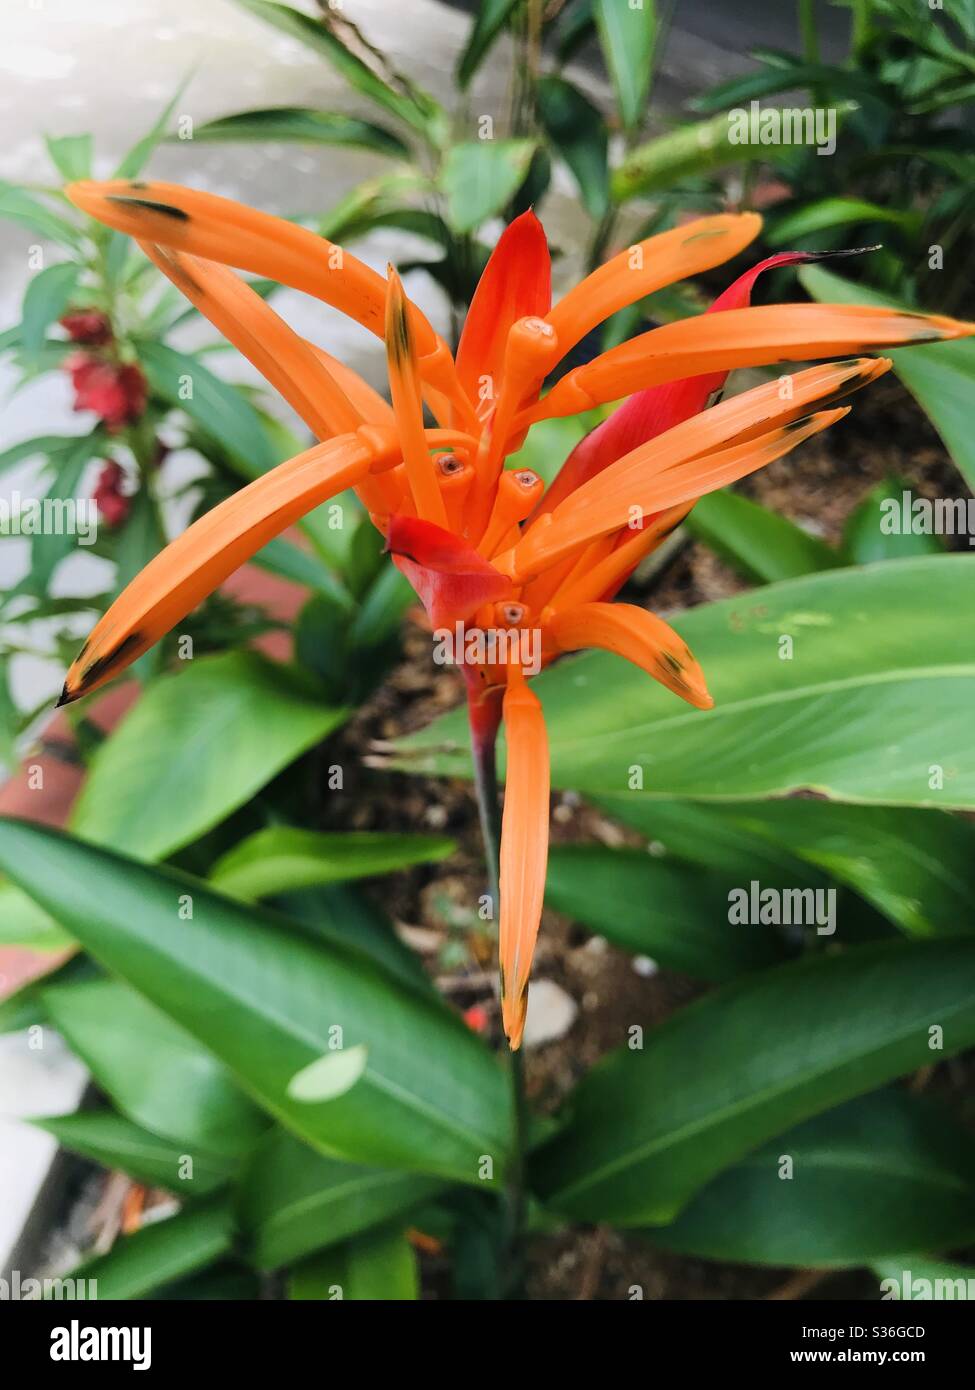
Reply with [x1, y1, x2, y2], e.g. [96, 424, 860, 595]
[67, 355, 147, 432]
[60, 309, 113, 346]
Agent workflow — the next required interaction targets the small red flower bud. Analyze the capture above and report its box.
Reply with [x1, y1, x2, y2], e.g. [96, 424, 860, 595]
[92, 460, 130, 528]
[60, 309, 113, 346]
[66, 356, 147, 432]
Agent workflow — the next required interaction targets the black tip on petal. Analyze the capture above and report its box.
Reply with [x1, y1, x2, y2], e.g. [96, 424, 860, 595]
[55, 683, 73, 709]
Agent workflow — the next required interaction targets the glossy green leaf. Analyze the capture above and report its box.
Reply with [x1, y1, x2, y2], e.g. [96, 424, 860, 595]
[687, 489, 840, 583]
[0, 820, 511, 1183]
[0, 881, 74, 951]
[42, 977, 266, 1162]
[239, 1128, 440, 1269]
[137, 341, 277, 478]
[288, 1226, 418, 1300]
[70, 651, 345, 862]
[21, 262, 80, 359]
[114, 78, 191, 180]
[231, 0, 444, 142]
[532, 937, 975, 1223]
[440, 140, 537, 234]
[639, 1090, 975, 1265]
[594, 0, 656, 131]
[34, 1109, 231, 1195]
[189, 107, 408, 157]
[537, 76, 609, 220]
[210, 827, 455, 903]
[800, 265, 975, 491]
[63, 1200, 234, 1300]
[396, 556, 975, 808]
[842, 477, 946, 564]
[545, 845, 792, 978]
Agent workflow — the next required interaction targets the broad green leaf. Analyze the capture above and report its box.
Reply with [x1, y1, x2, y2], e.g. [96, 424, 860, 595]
[873, 1254, 975, 1300]
[62, 1200, 234, 1300]
[34, 1109, 231, 1195]
[639, 1090, 975, 1265]
[239, 1128, 440, 1269]
[0, 180, 80, 248]
[288, 1045, 369, 1102]
[395, 556, 975, 808]
[42, 977, 266, 1162]
[271, 883, 436, 999]
[440, 140, 537, 234]
[44, 133, 93, 182]
[545, 845, 792, 979]
[457, 0, 519, 85]
[605, 797, 975, 941]
[0, 881, 74, 951]
[230, 1, 444, 142]
[687, 489, 840, 583]
[21, 262, 79, 359]
[766, 197, 918, 246]
[289, 1226, 418, 1300]
[537, 75, 609, 220]
[0, 821, 512, 1183]
[190, 107, 408, 157]
[841, 477, 946, 564]
[210, 826, 455, 903]
[70, 651, 345, 861]
[612, 110, 775, 201]
[137, 341, 277, 477]
[594, 0, 656, 131]
[532, 937, 975, 1223]
[800, 265, 975, 491]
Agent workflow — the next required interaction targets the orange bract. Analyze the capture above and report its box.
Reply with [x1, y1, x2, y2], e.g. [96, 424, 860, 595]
[62, 177, 975, 1046]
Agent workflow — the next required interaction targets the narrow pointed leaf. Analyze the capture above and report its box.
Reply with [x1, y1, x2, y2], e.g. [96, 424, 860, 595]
[34, 1110, 232, 1195]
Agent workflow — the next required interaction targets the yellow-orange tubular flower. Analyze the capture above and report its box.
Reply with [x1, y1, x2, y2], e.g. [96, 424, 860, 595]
[61, 178, 975, 1047]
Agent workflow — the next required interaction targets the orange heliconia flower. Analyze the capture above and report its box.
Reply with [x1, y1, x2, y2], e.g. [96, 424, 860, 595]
[59, 178, 975, 1047]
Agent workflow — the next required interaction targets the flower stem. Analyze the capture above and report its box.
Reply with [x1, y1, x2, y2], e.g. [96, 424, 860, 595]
[468, 700, 527, 1298]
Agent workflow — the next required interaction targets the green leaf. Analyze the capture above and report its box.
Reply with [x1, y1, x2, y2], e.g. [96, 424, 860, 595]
[440, 140, 537, 234]
[110, 486, 164, 598]
[21, 261, 79, 359]
[611, 111, 770, 201]
[42, 977, 266, 1162]
[240, 1128, 440, 1269]
[44, 133, 93, 182]
[593, 0, 656, 131]
[842, 477, 945, 564]
[210, 827, 455, 903]
[545, 845, 792, 979]
[537, 76, 609, 220]
[396, 556, 975, 808]
[532, 937, 975, 1223]
[0, 880, 74, 951]
[62, 1200, 234, 1300]
[230, 1, 444, 142]
[34, 1109, 231, 1195]
[114, 77, 192, 180]
[686, 489, 840, 583]
[872, 1254, 975, 1300]
[288, 1226, 418, 1299]
[639, 1090, 975, 1265]
[603, 797, 975, 941]
[251, 536, 351, 610]
[800, 265, 975, 491]
[137, 341, 277, 478]
[0, 820, 512, 1183]
[69, 651, 344, 861]
[288, 1045, 369, 1103]
[457, 0, 520, 87]
[28, 429, 104, 596]
[766, 197, 918, 246]
[0, 180, 80, 248]
[189, 107, 409, 158]
[0, 434, 85, 478]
